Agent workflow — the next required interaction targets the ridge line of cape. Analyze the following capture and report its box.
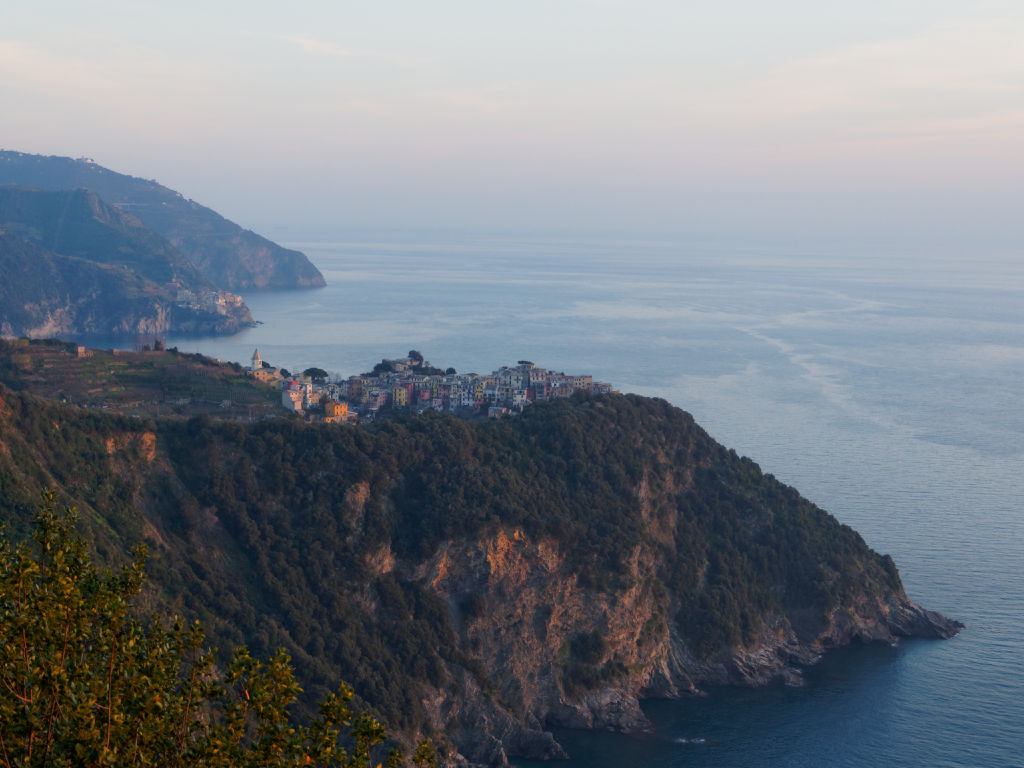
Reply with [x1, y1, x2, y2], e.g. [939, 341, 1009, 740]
[0, 150, 325, 292]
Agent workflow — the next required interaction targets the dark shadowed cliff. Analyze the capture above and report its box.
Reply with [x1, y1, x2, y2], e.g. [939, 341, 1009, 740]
[0, 374, 959, 767]
[0, 151, 325, 291]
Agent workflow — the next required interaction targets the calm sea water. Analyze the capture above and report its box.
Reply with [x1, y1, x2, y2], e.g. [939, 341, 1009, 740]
[166, 236, 1024, 768]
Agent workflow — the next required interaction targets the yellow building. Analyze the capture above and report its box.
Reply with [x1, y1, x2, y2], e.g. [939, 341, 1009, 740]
[323, 400, 349, 423]
[392, 386, 409, 408]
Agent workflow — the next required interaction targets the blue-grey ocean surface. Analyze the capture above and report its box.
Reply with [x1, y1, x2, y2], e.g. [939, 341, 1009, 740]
[166, 237, 1024, 768]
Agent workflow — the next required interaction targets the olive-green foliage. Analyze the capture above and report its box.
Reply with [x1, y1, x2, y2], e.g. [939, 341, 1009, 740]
[569, 631, 606, 665]
[0, 492, 435, 768]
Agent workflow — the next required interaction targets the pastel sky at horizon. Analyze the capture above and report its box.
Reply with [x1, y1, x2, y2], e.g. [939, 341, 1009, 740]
[2, 1, 1023, 245]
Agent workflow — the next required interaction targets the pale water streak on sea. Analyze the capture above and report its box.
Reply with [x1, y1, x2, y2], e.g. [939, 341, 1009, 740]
[166, 237, 1024, 768]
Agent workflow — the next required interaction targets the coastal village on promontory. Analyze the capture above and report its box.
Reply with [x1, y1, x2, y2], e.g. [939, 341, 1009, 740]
[250, 349, 616, 423]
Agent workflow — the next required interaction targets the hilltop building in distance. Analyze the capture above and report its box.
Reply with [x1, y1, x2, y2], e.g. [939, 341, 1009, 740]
[248, 352, 615, 423]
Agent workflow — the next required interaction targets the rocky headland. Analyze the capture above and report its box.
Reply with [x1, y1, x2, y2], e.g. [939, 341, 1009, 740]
[0, 358, 960, 767]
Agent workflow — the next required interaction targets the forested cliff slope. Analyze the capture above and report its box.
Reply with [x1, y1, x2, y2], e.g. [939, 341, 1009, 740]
[0, 386, 959, 766]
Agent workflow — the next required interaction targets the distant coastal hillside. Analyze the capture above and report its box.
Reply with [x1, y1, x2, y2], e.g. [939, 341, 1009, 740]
[0, 187, 254, 338]
[0, 150, 325, 291]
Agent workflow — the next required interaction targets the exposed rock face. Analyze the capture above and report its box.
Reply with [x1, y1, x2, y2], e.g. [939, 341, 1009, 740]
[414, 527, 959, 763]
[424, 667, 568, 765]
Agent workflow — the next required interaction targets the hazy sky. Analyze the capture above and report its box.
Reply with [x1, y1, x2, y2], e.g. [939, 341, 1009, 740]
[2, 1, 1023, 243]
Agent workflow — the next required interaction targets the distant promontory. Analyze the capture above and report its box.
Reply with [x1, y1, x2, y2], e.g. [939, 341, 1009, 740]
[0, 151, 325, 291]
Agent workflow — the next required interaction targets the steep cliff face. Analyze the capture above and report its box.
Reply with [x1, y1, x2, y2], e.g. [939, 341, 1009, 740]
[0, 390, 960, 767]
[413, 524, 957, 757]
